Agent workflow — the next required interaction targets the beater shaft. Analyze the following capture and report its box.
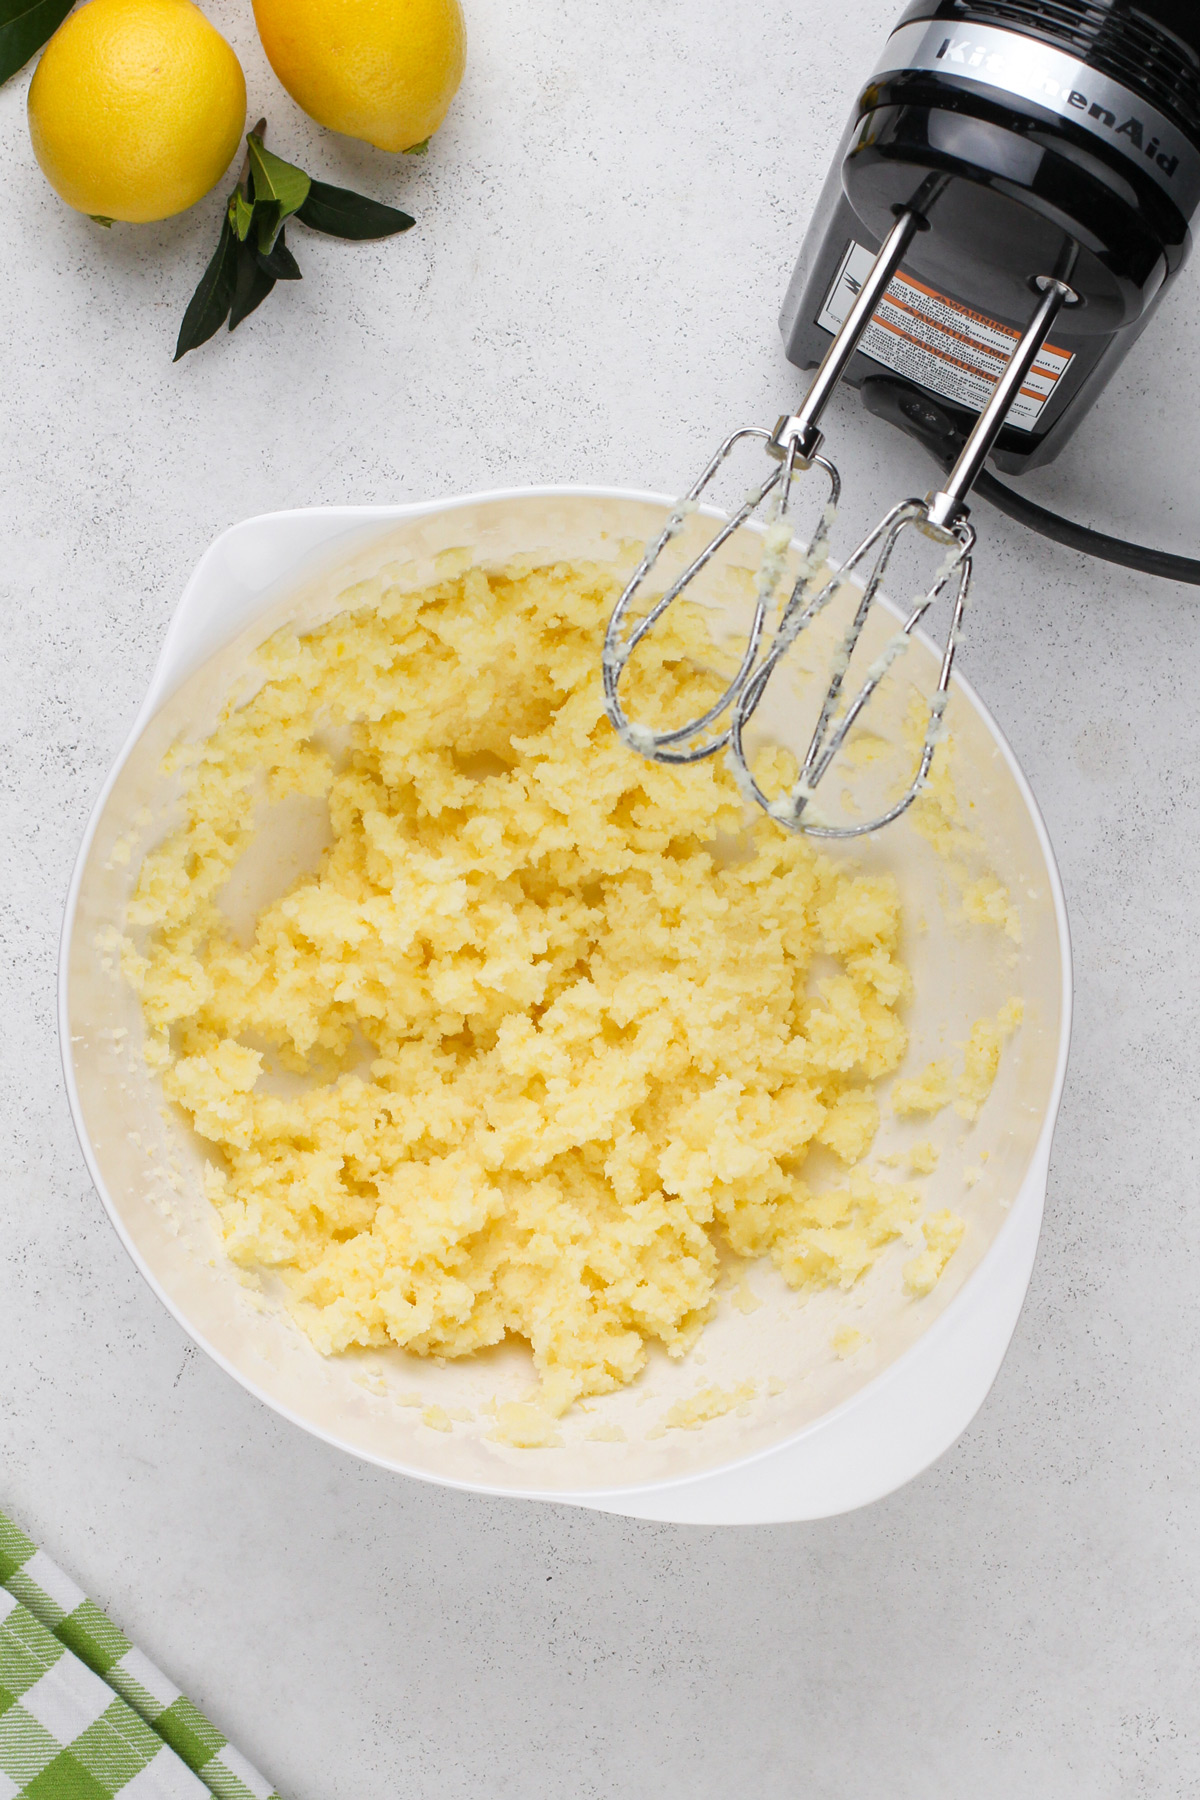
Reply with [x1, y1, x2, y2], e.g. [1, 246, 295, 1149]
[768, 208, 922, 467]
[925, 278, 1075, 533]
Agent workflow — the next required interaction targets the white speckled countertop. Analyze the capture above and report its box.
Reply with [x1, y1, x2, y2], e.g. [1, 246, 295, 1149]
[3, 1, 1200, 1793]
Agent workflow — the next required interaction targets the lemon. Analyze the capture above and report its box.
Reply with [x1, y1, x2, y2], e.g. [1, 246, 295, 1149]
[253, 0, 465, 153]
[28, 0, 246, 224]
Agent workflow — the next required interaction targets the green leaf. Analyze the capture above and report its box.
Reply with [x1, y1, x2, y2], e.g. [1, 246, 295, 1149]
[174, 211, 238, 361]
[228, 188, 255, 242]
[255, 226, 301, 282]
[296, 178, 415, 241]
[404, 137, 430, 155]
[228, 235, 276, 330]
[246, 134, 311, 230]
[253, 199, 282, 255]
[0, 0, 72, 86]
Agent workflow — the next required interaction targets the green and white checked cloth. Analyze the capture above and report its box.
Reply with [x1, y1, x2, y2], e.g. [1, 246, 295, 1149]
[0, 1511, 280, 1800]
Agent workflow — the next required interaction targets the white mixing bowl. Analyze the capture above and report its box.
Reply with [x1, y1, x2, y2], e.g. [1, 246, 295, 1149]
[59, 488, 1072, 1524]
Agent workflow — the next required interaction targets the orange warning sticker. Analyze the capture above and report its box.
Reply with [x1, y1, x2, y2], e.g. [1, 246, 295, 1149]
[818, 241, 1073, 430]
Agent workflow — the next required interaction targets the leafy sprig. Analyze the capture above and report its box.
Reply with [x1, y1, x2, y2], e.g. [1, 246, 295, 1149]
[175, 124, 415, 359]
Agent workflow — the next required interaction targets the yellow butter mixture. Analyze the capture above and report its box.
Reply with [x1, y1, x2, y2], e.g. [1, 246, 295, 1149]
[125, 559, 975, 1417]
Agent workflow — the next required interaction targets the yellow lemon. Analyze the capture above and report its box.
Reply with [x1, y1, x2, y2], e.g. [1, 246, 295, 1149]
[28, 0, 246, 223]
[253, 0, 465, 153]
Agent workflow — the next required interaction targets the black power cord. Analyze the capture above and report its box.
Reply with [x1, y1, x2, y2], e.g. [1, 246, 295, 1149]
[859, 376, 1200, 588]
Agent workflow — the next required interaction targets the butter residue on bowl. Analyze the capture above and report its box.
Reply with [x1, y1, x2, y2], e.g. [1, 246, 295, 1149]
[123, 559, 964, 1421]
[902, 1210, 966, 1297]
[957, 998, 1024, 1120]
[907, 696, 1023, 945]
[652, 1381, 758, 1435]
[890, 999, 1023, 1125]
[891, 1058, 953, 1117]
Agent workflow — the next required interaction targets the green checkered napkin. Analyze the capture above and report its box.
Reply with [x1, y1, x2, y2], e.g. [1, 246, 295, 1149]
[0, 1512, 279, 1800]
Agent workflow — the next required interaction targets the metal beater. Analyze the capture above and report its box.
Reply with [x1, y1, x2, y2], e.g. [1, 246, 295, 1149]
[602, 208, 1076, 838]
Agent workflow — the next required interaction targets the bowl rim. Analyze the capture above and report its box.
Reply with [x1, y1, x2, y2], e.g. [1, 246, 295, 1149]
[57, 484, 1075, 1508]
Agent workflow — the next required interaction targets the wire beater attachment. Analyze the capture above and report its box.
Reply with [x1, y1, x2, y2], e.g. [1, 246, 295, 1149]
[602, 432, 840, 765]
[728, 503, 975, 839]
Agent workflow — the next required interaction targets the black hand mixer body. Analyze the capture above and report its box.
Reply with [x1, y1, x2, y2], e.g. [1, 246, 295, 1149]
[781, 1, 1200, 473]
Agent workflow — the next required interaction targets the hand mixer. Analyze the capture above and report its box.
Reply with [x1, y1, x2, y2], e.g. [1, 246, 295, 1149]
[604, 0, 1200, 836]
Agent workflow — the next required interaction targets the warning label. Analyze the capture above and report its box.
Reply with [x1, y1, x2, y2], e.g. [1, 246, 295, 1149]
[817, 241, 1073, 431]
